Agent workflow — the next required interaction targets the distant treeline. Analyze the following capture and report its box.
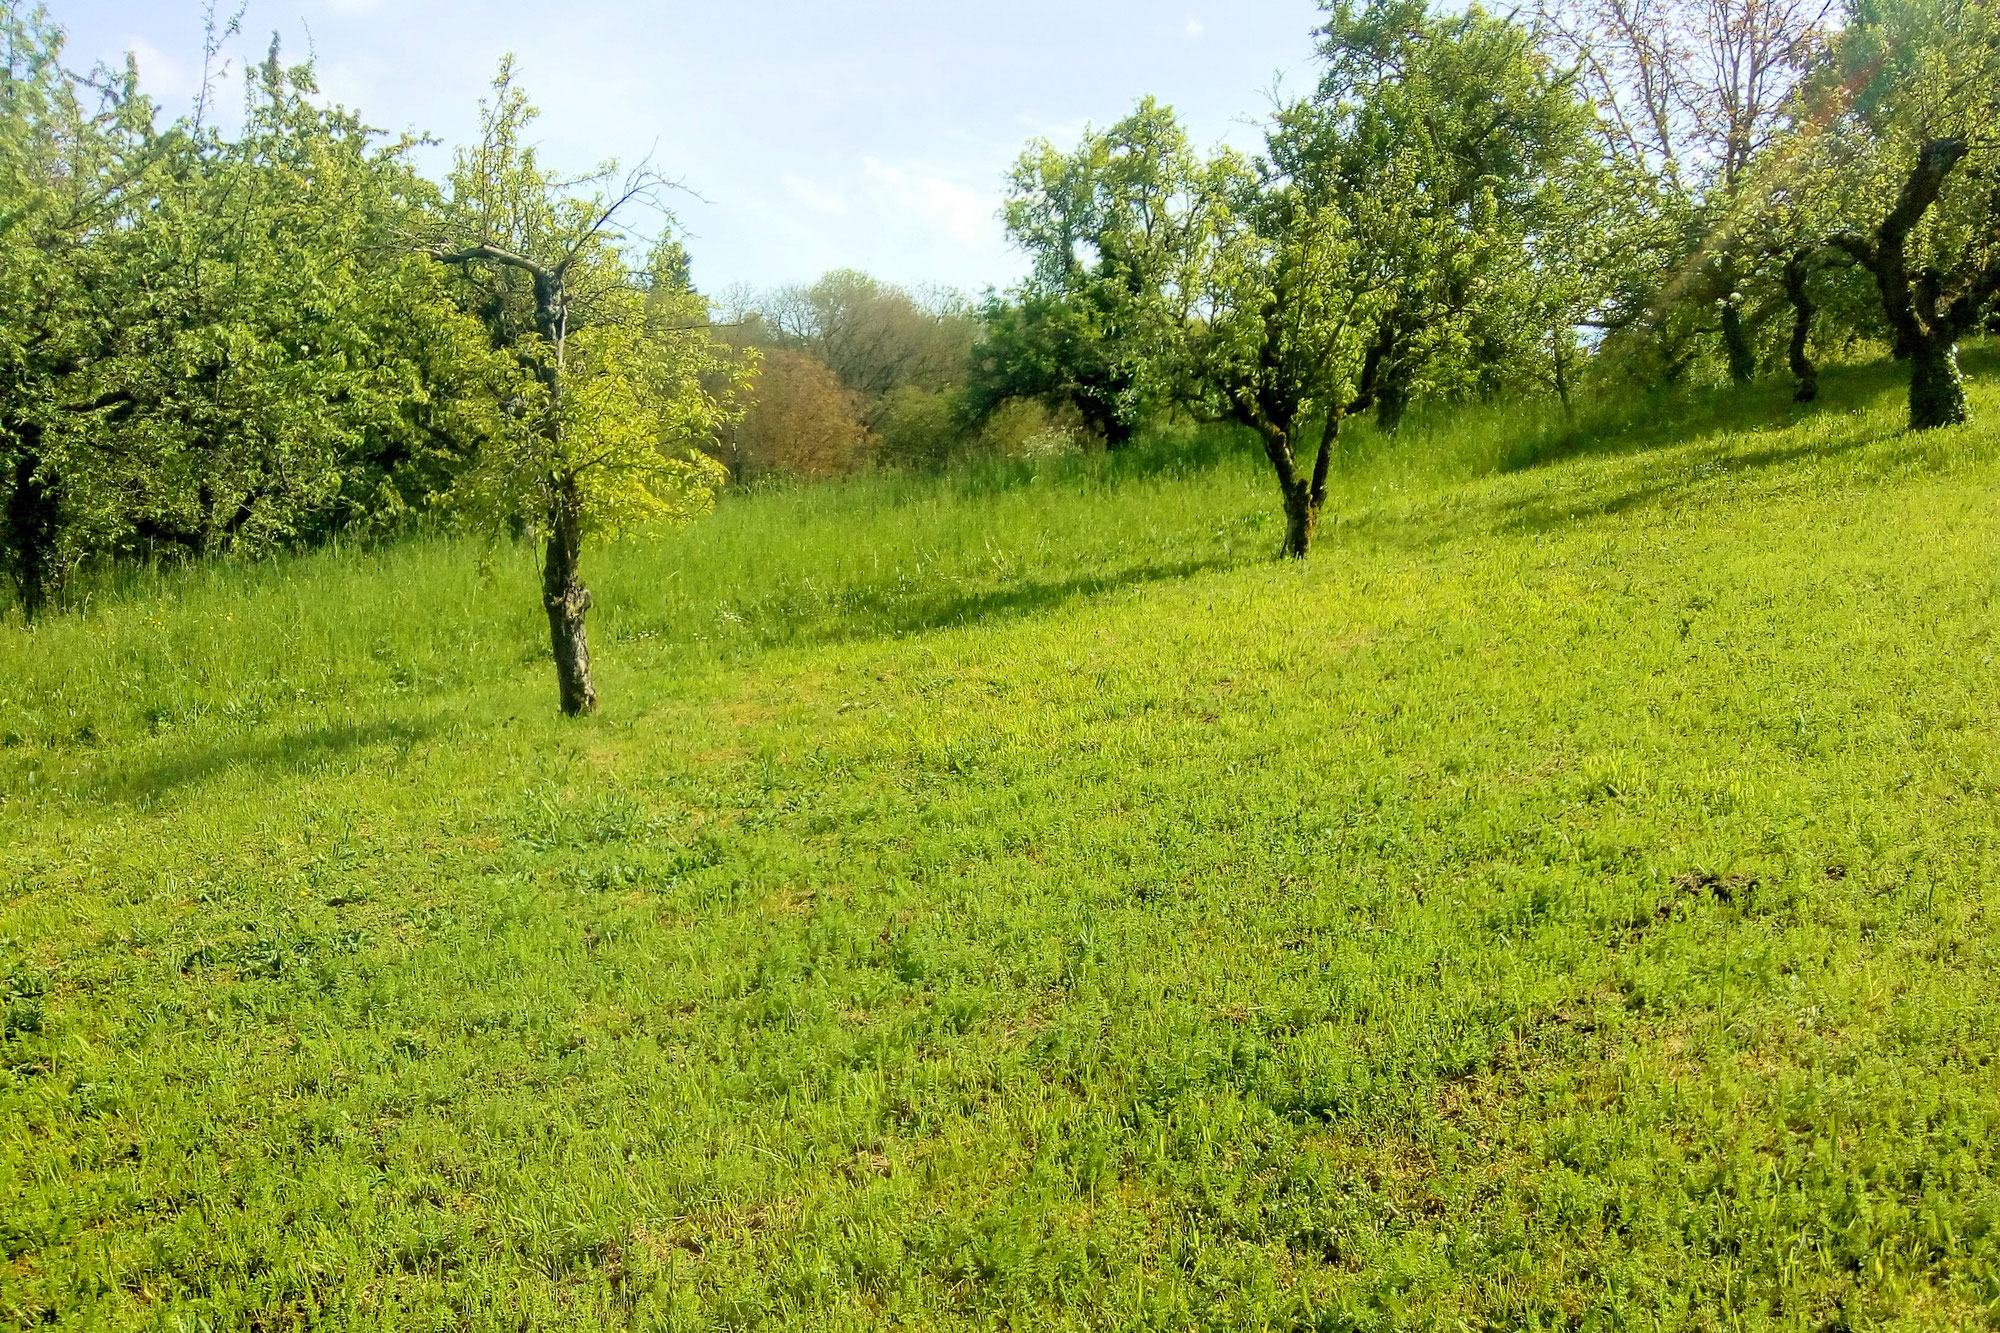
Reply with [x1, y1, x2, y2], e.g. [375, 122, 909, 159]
[4, 0, 1998, 613]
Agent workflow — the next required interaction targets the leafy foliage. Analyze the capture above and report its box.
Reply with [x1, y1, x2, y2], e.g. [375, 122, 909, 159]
[722, 347, 872, 481]
[982, 98, 1228, 444]
[426, 62, 735, 712]
[1301, 0, 1610, 426]
[0, 9, 498, 613]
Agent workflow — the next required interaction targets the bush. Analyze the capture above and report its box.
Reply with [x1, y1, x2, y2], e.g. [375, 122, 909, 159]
[976, 399, 1092, 460]
[723, 350, 872, 480]
[873, 386, 968, 471]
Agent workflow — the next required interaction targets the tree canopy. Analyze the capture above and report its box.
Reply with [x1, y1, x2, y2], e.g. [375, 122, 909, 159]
[1, 0, 1995, 617]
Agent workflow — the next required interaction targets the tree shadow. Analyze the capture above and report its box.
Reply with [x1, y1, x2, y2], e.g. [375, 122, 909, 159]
[1495, 342, 1997, 479]
[1498, 372, 1873, 477]
[1487, 428, 1889, 538]
[77, 715, 442, 806]
[1423, 347, 2000, 541]
[778, 552, 1256, 650]
[828, 552, 1248, 644]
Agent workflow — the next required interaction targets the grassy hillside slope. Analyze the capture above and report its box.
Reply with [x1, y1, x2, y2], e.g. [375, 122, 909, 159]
[5, 354, 2000, 1330]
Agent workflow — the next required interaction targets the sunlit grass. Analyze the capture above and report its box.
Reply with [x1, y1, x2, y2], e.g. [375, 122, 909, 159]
[4, 352, 2000, 1329]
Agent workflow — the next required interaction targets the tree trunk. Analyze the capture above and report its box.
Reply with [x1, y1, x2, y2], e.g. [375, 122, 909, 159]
[1262, 411, 1338, 560]
[542, 478, 597, 716]
[1909, 339, 1969, 431]
[1836, 139, 1973, 406]
[1784, 253, 1819, 404]
[1247, 417, 1324, 560]
[430, 241, 613, 715]
[1720, 300, 1758, 386]
[1551, 337, 1575, 418]
[4, 439, 59, 618]
[1280, 481, 1319, 559]
[1374, 361, 1412, 435]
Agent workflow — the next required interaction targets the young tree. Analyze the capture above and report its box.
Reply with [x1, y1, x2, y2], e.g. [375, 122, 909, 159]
[1823, 0, 2000, 429]
[427, 63, 736, 714]
[1194, 145, 1385, 558]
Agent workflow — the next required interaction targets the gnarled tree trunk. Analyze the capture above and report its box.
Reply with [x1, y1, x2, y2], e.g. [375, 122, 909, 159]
[1836, 138, 1994, 432]
[542, 475, 596, 716]
[1252, 412, 1338, 560]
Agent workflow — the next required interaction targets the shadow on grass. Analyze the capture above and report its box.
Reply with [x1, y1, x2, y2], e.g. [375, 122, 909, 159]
[1490, 425, 1890, 537]
[867, 554, 1249, 638]
[1497, 366, 1885, 476]
[1499, 344, 1997, 478]
[78, 714, 442, 805]
[1329, 348, 2000, 550]
[692, 552, 1257, 660]
[1412, 347, 1999, 540]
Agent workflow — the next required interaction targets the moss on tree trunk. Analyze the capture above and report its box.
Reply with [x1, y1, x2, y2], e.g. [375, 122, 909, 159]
[1281, 482, 1319, 559]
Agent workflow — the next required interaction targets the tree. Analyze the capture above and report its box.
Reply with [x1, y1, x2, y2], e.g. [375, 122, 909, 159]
[1, 14, 479, 615]
[114, 46, 496, 561]
[1822, 0, 2000, 429]
[1304, 0, 1607, 431]
[427, 62, 735, 714]
[1193, 146, 1385, 558]
[987, 98, 1226, 443]
[758, 270, 975, 426]
[1739, 123, 1878, 404]
[1538, 0, 1839, 384]
[722, 348, 871, 480]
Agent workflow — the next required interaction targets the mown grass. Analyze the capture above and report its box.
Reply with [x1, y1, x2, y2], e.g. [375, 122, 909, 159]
[4, 350, 2000, 1330]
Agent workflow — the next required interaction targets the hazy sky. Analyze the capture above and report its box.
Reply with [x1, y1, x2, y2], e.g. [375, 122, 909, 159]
[59, 1, 1326, 297]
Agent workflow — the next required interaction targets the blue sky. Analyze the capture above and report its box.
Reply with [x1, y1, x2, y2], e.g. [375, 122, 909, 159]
[60, 0, 1325, 297]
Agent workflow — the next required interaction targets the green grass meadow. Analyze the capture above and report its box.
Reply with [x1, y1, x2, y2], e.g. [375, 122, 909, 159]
[5, 352, 2000, 1329]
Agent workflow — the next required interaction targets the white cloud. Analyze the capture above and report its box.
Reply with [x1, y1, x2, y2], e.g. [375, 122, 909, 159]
[783, 173, 849, 217]
[861, 157, 996, 245]
[1186, 17, 1206, 38]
